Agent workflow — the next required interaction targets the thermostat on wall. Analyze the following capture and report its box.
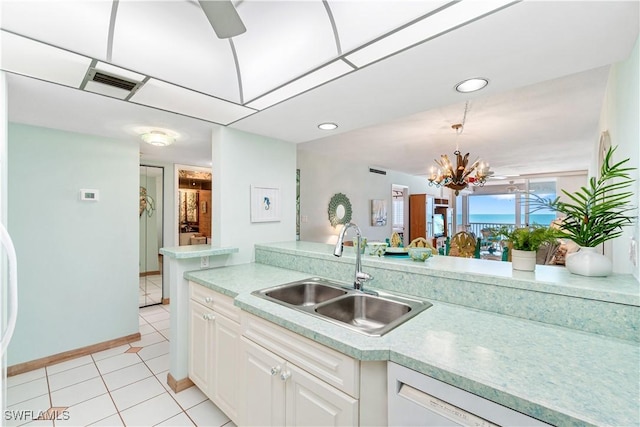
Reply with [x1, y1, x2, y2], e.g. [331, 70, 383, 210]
[80, 189, 100, 201]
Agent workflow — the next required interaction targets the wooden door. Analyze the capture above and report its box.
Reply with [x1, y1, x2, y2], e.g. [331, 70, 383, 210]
[409, 194, 426, 241]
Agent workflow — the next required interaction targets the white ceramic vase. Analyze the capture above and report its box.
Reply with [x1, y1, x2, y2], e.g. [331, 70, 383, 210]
[565, 246, 612, 277]
[512, 249, 536, 271]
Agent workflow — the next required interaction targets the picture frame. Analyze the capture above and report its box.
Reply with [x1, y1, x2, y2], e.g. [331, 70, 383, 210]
[371, 199, 387, 226]
[251, 185, 280, 222]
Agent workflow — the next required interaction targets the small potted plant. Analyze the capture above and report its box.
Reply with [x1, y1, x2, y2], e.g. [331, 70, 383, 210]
[530, 145, 636, 276]
[496, 225, 558, 271]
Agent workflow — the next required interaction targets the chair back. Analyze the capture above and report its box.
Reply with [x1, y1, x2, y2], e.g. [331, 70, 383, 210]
[449, 231, 476, 258]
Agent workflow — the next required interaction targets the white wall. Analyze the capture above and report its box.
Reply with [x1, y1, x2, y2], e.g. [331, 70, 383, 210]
[7, 123, 139, 365]
[598, 35, 640, 277]
[556, 174, 588, 204]
[297, 150, 442, 244]
[212, 127, 297, 265]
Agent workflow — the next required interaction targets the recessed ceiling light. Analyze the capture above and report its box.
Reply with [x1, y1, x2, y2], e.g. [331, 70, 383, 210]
[318, 122, 338, 130]
[455, 78, 489, 93]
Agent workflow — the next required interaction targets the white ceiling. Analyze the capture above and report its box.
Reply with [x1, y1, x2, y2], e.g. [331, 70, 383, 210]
[1, 1, 638, 177]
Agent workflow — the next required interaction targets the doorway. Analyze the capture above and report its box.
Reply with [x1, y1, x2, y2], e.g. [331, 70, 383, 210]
[392, 185, 409, 247]
[177, 167, 212, 246]
[140, 165, 164, 307]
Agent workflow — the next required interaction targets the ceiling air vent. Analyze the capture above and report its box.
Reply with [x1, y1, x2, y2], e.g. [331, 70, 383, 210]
[81, 67, 145, 100]
[90, 71, 138, 91]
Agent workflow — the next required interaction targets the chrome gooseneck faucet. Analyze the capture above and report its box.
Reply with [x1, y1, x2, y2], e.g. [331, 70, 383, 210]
[334, 222, 373, 291]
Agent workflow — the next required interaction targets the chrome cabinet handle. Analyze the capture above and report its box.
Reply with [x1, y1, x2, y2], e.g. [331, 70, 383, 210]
[204, 296, 213, 303]
[270, 365, 281, 376]
[280, 371, 291, 381]
[202, 313, 215, 321]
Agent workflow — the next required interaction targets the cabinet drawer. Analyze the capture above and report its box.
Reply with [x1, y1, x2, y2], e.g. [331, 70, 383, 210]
[189, 281, 241, 323]
[242, 313, 360, 398]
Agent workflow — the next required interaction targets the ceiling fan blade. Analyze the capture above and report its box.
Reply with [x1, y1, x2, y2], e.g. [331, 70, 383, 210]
[198, 0, 246, 39]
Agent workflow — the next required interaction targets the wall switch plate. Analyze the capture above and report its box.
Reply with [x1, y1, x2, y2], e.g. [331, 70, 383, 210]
[201, 256, 209, 268]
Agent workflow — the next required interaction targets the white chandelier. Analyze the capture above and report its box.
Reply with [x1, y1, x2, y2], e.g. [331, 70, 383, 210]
[427, 101, 492, 195]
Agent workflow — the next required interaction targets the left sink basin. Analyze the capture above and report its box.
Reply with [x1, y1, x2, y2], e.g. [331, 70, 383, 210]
[256, 278, 349, 307]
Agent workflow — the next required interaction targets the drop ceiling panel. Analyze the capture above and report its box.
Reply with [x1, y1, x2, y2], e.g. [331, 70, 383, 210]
[131, 78, 255, 125]
[111, 0, 241, 103]
[0, 0, 112, 59]
[345, 0, 517, 67]
[328, 0, 449, 53]
[246, 60, 354, 110]
[234, 1, 338, 101]
[0, 31, 92, 88]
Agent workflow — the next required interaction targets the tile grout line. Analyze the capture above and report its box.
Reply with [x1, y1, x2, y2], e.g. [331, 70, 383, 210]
[92, 347, 135, 426]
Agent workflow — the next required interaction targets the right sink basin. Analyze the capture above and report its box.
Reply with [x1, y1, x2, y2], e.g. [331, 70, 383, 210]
[252, 278, 432, 336]
[314, 292, 430, 336]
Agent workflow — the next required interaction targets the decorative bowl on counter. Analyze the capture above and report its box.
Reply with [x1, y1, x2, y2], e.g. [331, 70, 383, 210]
[408, 247, 432, 262]
[367, 242, 388, 257]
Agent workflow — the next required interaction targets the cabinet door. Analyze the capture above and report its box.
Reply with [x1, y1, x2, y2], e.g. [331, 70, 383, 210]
[239, 337, 286, 427]
[285, 362, 358, 427]
[189, 300, 214, 394]
[211, 312, 241, 423]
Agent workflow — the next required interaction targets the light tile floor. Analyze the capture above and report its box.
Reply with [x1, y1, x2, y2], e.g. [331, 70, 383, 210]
[139, 275, 163, 308]
[6, 304, 235, 427]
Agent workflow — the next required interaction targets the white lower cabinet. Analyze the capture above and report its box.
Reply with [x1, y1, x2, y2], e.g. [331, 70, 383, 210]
[240, 336, 358, 426]
[188, 282, 241, 424]
[188, 299, 213, 394]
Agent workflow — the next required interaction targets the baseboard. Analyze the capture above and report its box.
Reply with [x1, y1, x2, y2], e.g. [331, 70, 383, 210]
[162, 298, 170, 305]
[7, 332, 142, 377]
[167, 372, 194, 393]
[139, 270, 161, 277]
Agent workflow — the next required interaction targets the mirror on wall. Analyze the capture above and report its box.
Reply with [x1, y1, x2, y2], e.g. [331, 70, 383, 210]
[178, 168, 212, 246]
[140, 165, 164, 307]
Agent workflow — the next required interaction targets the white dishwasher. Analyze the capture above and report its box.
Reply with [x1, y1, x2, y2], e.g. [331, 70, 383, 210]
[388, 362, 550, 426]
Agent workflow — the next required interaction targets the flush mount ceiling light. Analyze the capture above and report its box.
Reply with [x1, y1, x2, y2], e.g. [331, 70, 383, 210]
[139, 129, 178, 147]
[455, 78, 489, 93]
[318, 122, 338, 130]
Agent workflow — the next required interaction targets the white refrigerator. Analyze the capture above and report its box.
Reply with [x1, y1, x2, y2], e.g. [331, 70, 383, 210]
[0, 223, 18, 415]
[1, 70, 19, 418]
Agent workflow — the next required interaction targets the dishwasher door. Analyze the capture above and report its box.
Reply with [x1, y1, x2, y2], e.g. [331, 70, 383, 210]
[387, 362, 550, 426]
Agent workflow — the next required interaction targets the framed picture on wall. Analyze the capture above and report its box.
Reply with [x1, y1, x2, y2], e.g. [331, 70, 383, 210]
[251, 185, 281, 222]
[371, 199, 387, 226]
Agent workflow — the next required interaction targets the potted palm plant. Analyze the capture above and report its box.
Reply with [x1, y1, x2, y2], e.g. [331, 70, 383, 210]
[496, 225, 558, 271]
[530, 145, 636, 276]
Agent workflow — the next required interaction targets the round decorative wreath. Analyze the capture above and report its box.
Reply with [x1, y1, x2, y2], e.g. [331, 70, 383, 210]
[328, 193, 352, 227]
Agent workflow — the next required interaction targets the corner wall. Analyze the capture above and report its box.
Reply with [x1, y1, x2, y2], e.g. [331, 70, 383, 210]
[599, 35, 640, 277]
[297, 150, 442, 244]
[212, 127, 297, 265]
[7, 123, 139, 365]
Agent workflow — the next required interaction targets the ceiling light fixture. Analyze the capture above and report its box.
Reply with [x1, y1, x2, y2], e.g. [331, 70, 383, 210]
[455, 78, 489, 93]
[428, 101, 492, 195]
[141, 130, 175, 147]
[318, 122, 338, 130]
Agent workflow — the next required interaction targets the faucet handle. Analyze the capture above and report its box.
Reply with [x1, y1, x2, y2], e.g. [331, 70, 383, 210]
[356, 271, 373, 282]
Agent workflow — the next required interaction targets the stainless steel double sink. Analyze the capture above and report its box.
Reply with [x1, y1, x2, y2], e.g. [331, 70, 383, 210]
[252, 278, 432, 336]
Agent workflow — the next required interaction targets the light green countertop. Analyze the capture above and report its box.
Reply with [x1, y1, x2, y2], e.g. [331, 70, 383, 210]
[159, 244, 238, 259]
[185, 262, 640, 427]
[257, 241, 639, 305]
